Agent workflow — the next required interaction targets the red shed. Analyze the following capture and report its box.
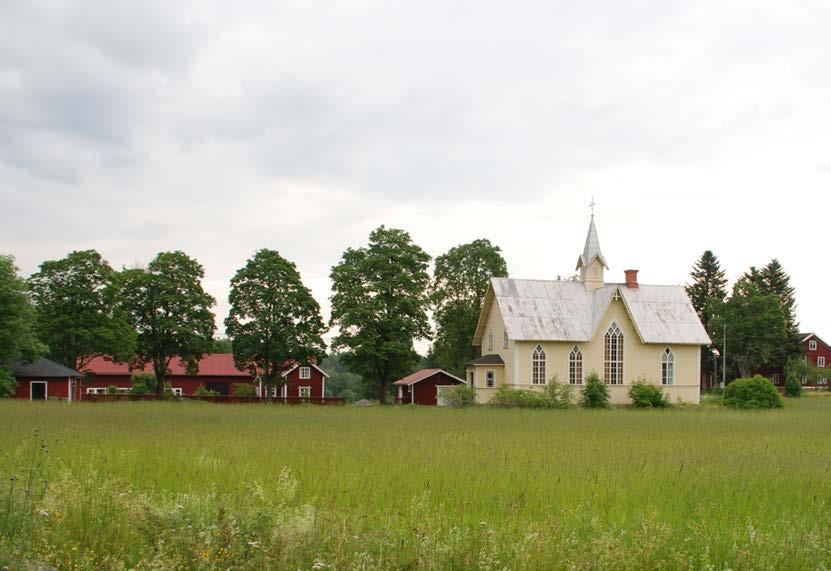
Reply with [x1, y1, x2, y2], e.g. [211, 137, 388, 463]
[12, 358, 82, 401]
[82, 354, 253, 397]
[394, 368, 466, 405]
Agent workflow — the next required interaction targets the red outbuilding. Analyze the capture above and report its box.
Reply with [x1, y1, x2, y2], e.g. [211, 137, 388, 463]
[82, 354, 253, 397]
[394, 368, 467, 405]
[263, 363, 329, 399]
[12, 358, 82, 401]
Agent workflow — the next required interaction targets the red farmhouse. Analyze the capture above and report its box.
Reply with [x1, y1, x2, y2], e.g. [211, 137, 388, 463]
[83, 354, 253, 396]
[760, 332, 830, 387]
[12, 358, 82, 401]
[262, 363, 329, 399]
[394, 368, 466, 405]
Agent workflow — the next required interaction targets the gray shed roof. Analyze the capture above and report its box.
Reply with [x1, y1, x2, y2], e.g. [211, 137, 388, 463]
[475, 278, 711, 346]
[12, 357, 82, 378]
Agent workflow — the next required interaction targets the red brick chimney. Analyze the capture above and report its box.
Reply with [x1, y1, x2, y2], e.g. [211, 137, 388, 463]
[624, 269, 639, 289]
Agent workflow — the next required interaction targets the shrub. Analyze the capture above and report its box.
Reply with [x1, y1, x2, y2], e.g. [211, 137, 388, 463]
[338, 388, 357, 403]
[543, 375, 575, 408]
[194, 385, 219, 397]
[105, 385, 120, 395]
[628, 379, 670, 408]
[441, 384, 476, 408]
[232, 382, 257, 397]
[580, 372, 609, 408]
[723, 376, 784, 409]
[0, 368, 18, 398]
[130, 372, 156, 395]
[489, 385, 550, 408]
[784, 373, 802, 398]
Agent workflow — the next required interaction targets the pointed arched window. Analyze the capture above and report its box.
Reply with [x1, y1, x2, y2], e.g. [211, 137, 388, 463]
[569, 346, 583, 385]
[487, 327, 493, 351]
[503, 329, 509, 349]
[532, 345, 546, 385]
[661, 348, 675, 386]
[604, 322, 624, 385]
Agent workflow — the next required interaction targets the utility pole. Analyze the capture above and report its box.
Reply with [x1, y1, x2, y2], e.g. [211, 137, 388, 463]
[721, 324, 727, 389]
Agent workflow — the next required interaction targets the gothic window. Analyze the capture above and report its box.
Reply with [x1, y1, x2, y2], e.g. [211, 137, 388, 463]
[661, 348, 675, 386]
[532, 345, 546, 385]
[503, 330, 509, 349]
[569, 346, 583, 385]
[487, 327, 493, 351]
[604, 323, 624, 385]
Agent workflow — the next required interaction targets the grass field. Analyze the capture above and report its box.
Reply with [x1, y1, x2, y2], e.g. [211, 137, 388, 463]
[1, 397, 830, 570]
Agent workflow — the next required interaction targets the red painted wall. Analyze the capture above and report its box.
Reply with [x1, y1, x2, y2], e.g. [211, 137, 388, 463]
[14, 377, 78, 400]
[399, 372, 464, 405]
[82, 375, 255, 397]
[283, 366, 326, 398]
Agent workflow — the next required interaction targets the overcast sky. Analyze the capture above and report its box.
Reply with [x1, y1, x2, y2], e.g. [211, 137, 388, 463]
[2, 1, 829, 351]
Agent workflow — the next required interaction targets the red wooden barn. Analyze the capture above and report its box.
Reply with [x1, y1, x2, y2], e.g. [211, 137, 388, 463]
[82, 354, 253, 396]
[394, 368, 466, 405]
[12, 358, 83, 401]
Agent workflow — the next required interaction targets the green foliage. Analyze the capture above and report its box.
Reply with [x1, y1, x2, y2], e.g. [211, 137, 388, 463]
[0, 255, 44, 395]
[225, 249, 326, 397]
[685, 250, 728, 328]
[488, 377, 572, 409]
[119, 251, 216, 393]
[784, 372, 802, 398]
[707, 278, 788, 379]
[330, 226, 431, 404]
[232, 382, 257, 397]
[430, 239, 508, 376]
[194, 385, 219, 397]
[543, 375, 575, 408]
[580, 372, 609, 408]
[28, 250, 136, 371]
[130, 372, 156, 395]
[628, 379, 670, 408]
[338, 388, 357, 403]
[441, 384, 476, 408]
[723, 376, 784, 409]
[211, 337, 233, 353]
[105, 385, 119, 395]
[322, 355, 365, 401]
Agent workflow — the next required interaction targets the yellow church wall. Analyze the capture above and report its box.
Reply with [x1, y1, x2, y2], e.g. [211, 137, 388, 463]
[473, 296, 701, 405]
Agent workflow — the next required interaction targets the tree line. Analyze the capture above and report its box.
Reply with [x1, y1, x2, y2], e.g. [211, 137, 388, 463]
[0, 227, 508, 402]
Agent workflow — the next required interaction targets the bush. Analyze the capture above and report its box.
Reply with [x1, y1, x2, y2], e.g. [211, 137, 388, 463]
[723, 376, 783, 409]
[130, 372, 156, 395]
[105, 385, 120, 395]
[543, 375, 575, 408]
[628, 379, 670, 408]
[580, 372, 609, 408]
[0, 368, 18, 398]
[784, 373, 802, 398]
[441, 384, 476, 408]
[232, 382, 257, 397]
[194, 385, 219, 397]
[488, 376, 573, 409]
[338, 388, 357, 403]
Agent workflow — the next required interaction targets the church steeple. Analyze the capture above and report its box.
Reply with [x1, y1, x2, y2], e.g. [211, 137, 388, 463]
[575, 204, 608, 290]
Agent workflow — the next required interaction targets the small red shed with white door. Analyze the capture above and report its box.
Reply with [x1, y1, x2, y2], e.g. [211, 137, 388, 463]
[394, 368, 467, 405]
[12, 358, 83, 401]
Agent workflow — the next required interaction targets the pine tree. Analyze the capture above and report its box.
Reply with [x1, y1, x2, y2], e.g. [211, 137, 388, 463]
[685, 250, 727, 330]
[759, 259, 798, 335]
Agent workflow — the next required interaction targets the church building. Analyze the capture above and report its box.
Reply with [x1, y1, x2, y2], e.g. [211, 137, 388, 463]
[465, 215, 711, 404]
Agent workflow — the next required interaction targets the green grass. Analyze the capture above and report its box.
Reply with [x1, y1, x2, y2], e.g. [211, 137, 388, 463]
[1, 399, 830, 569]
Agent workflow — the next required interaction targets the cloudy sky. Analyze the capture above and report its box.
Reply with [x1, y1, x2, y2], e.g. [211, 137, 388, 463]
[2, 1, 829, 349]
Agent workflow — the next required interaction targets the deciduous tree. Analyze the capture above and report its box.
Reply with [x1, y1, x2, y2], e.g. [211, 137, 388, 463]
[28, 250, 136, 371]
[430, 239, 507, 376]
[120, 251, 216, 393]
[330, 226, 431, 404]
[225, 249, 326, 398]
[0, 255, 44, 397]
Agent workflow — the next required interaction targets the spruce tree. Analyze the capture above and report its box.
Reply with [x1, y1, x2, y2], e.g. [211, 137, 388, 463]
[685, 250, 727, 329]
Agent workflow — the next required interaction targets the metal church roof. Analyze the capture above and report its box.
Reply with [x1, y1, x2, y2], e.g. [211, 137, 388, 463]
[475, 278, 711, 346]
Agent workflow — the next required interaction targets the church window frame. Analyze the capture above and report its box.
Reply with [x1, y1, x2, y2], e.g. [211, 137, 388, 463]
[603, 322, 624, 385]
[661, 348, 675, 386]
[487, 327, 494, 351]
[532, 345, 546, 385]
[568, 346, 583, 385]
[503, 330, 509, 349]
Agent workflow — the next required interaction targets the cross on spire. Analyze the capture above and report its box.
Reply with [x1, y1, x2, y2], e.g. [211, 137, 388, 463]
[589, 197, 596, 218]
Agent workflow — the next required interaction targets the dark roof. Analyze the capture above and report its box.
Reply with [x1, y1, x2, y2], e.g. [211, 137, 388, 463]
[12, 357, 82, 378]
[393, 368, 466, 386]
[464, 354, 505, 366]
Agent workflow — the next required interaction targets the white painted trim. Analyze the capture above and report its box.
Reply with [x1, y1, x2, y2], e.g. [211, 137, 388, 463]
[298, 386, 312, 398]
[695, 346, 701, 402]
[30, 380, 47, 401]
[485, 370, 496, 388]
[809, 340, 818, 351]
[396, 369, 468, 386]
[603, 321, 626, 385]
[281, 363, 330, 379]
[67, 378, 72, 402]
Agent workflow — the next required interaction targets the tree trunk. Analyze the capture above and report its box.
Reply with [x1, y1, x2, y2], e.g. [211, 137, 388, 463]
[379, 378, 389, 405]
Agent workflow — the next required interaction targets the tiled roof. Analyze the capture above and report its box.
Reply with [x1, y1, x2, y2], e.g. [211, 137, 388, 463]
[83, 354, 250, 377]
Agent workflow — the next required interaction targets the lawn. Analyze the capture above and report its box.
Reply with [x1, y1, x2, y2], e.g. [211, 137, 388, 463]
[1, 398, 830, 569]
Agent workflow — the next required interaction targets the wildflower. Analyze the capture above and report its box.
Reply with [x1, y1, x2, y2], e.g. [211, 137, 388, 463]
[247, 541, 260, 548]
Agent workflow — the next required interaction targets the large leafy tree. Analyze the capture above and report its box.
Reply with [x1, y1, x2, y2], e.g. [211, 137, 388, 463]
[225, 249, 326, 398]
[120, 251, 216, 393]
[330, 226, 431, 404]
[0, 255, 44, 397]
[430, 239, 508, 376]
[708, 278, 788, 379]
[28, 250, 136, 371]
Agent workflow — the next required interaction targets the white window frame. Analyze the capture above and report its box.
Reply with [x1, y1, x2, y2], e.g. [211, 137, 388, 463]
[568, 346, 583, 385]
[532, 345, 546, 385]
[86, 387, 107, 395]
[503, 330, 509, 349]
[299, 386, 312, 398]
[809, 340, 817, 351]
[661, 348, 675, 386]
[30, 381, 47, 400]
[170, 387, 183, 396]
[819, 356, 826, 368]
[772, 373, 780, 383]
[299, 366, 311, 380]
[485, 370, 495, 388]
[604, 322, 624, 385]
[487, 327, 494, 351]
